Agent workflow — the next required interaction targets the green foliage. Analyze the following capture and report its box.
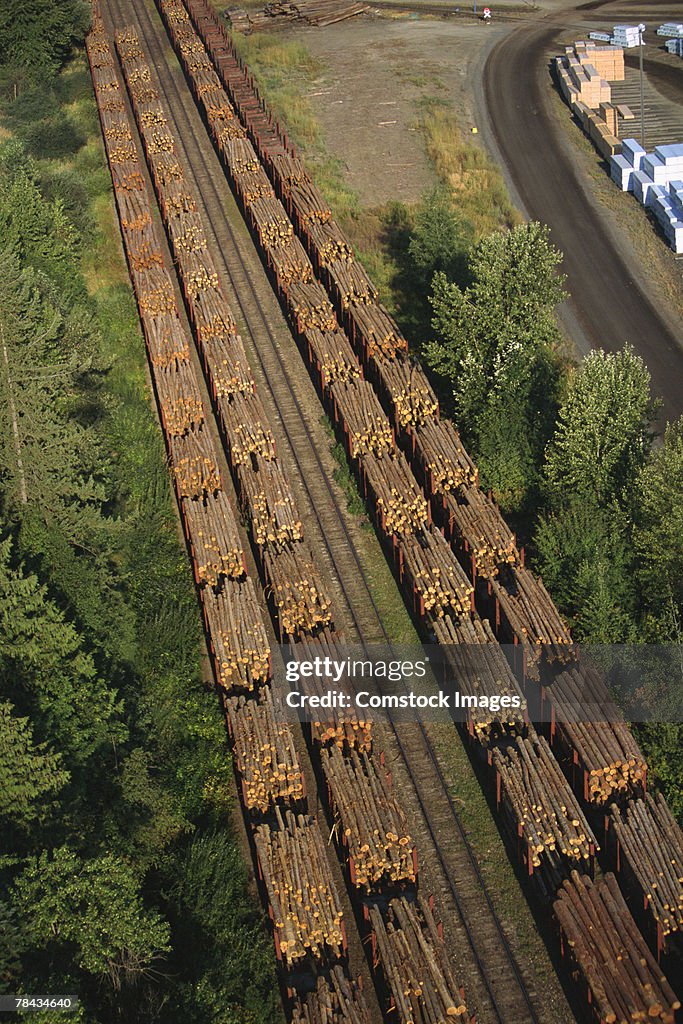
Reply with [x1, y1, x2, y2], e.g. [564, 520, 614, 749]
[543, 346, 657, 509]
[14, 848, 170, 982]
[633, 417, 683, 637]
[408, 185, 473, 289]
[0, 701, 68, 826]
[424, 222, 565, 509]
[0, 0, 90, 85]
[634, 724, 683, 822]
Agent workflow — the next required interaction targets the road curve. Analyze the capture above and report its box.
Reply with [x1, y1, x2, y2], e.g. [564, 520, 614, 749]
[483, 16, 683, 425]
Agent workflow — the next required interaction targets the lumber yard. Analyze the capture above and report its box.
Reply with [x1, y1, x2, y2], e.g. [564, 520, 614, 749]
[87, 3, 683, 1023]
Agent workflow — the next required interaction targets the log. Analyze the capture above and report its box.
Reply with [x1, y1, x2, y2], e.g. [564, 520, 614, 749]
[182, 490, 245, 583]
[154, 361, 205, 435]
[362, 451, 429, 536]
[168, 429, 221, 498]
[289, 281, 337, 333]
[254, 807, 345, 968]
[201, 576, 271, 690]
[237, 458, 304, 545]
[374, 356, 439, 430]
[330, 378, 393, 458]
[411, 417, 477, 492]
[444, 485, 517, 580]
[226, 689, 304, 812]
[402, 527, 473, 618]
[304, 327, 361, 387]
[220, 392, 277, 466]
[291, 966, 372, 1024]
[326, 258, 378, 309]
[348, 303, 408, 360]
[261, 542, 333, 637]
[305, 219, 354, 266]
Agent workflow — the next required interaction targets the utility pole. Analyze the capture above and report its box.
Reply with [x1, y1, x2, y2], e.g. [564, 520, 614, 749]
[638, 23, 646, 151]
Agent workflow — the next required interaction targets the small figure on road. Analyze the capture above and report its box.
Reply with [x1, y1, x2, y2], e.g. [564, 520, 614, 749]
[483, 6, 492, 22]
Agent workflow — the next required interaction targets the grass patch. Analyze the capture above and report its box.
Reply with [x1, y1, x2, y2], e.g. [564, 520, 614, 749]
[420, 100, 520, 238]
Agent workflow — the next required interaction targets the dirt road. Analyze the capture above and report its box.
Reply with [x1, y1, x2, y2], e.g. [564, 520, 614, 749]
[482, 9, 683, 424]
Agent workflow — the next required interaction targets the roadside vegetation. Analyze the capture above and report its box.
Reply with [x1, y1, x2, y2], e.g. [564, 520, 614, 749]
[227, 24, 683, 818]
[0, 6, 279, 1021]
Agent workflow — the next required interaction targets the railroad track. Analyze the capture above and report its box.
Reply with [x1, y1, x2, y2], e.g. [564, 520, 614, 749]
[100, 2, 548, 1021]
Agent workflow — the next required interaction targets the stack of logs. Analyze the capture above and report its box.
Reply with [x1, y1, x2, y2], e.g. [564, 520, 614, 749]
[291, 630, 373, 753]
[348, 303, 408, 360]
[202, 579, 271, 690]
[226, 690, 305, 812]
[306, 220, 354, 267]
[321, 746, 415, 891]
[254, 808, 345, 968]
[554, 871, 681, 1024]
[493, 735, 597, 892]
[326, 259, 378, 310]
[261, 543, 333, 638]
[490, 565, 573, 678]
[432, 614, 527, 742]
[304, 328, 360, 388]
[609, 793, 683, 944]
[445, 486, 517, 580]
[362, 452, 428, 537]
[402, 528, 473, 618]
[237, 459, 303, 546]
[332, 379, 393, 458]
[375, 357, 439, 430]
[368, 897, 468, 1022]
[547, 666, 647, 804]
[291, 967, 371, 1024]
[182, 491, 245, 584]
[411, 417, 477, 492]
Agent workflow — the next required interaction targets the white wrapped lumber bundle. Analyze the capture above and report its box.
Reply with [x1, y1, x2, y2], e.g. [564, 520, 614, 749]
[141, 313, 189, 374]
[554, 871, 680, 1024]
[348, 303, 408, 360]
[492, 735, 597, 883]
[182, 490, 245, 583]
[269, 235, 313, 287]
[237, 458, 303, 545]
[293, 630, 373, 752]
[326, 259, 378, 309]
[291, 966, 372, 1024]
[376, 357, 439, 429]
[444, 485, 517, 579]
[330, 379, 393, 458]
[548, 665, 647, 804]
[224, 136, 261, 175]
[402, 527, 473, 618]
[220, 393, 277, 466]
[202, 576, 271, 690]
[289, 178, 331, 225]
[250, 195, 293, 248]
[306, 220, 354, 266]
[261, 542, 333, 637]
[254, 808, 345, 967]
[154, 361, 205, 435]
[432, 613, 526, 741]
[203, 333, 255, 400]
[289, 281, 337, 333]
[369, 896, 468, 1022]
[226, 690, 304, 812]
[304, 328, 360, 387]
[610, 793, 683, 943]
[136, 264, 177, 316]
[411, 418, 477, 492]
[235, 167, 276, 206]
[490, 566, 573, 673]
[168, 429, 221, 498]
[320, 746, 415, 891]
[363, 451, 428, 537]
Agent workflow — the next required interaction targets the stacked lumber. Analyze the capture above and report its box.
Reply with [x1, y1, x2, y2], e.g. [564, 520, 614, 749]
[142, 311, 190, 369]
[304, 328, 360, 387]
[155, 362, 205, 434]
[202, 578, 271, 690]
[227, 0, 369, 32]
[411, 418, 477, 492]
[548, 666, 647, 804]
[376, 357, 439, 429]
[432, 614, 526, 741]
[363, 452, 428, 536]
[445, 486, 517, 579]
[306, 220, 354, 266]
[321, 746, 415, 891]
[226, 690, 304, 812]
[554, 871, 680, 1024]
[402, 528, 473, 618]
[291, 967, 371, 1024]
[169, 429, 221, 498]
[237, 458, 303, 545]
[349, 303, 408, 360]
[289, 178, 331, 226]
[289, 281, 337, 333]
[493, 735, 597, 886]
[292, 630, 373, 752]
[254, 808, 345, 967]
[270, 236, 313, 286]
[369, 897, 468, 1022]
[262, 543, 333, 637]
[610, 793, 683, 941]
[331, 379, 393, 458]
[327, 259, 378, 309]
[221, 393, 277, 466]
[182, 491, 245, 583]
[250, 195, 294, 248]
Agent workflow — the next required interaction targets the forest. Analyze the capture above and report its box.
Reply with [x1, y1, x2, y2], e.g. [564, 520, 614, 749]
[0, 3, 278, 1021]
